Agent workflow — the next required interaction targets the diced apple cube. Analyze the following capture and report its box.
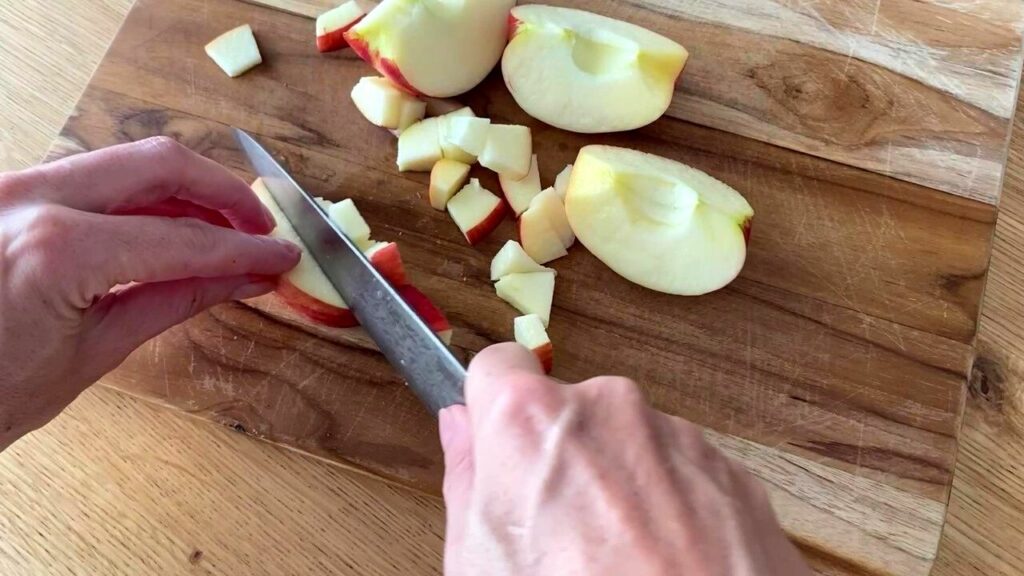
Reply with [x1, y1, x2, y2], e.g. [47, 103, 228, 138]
[447, 178, 506, 245]
[397, 117, 443, 172]
[514, 313, 552, 373]
[205, 24, 262, 78]
[351, 76, 424, 129]
[495, 271, 555, 326]
[499, 154, 542, 216]
[445, 117, 491, 157]
[518, 203, 568, 264]
[490, 240, 551, 280]
[328, 198, 373, 248]
[526, 187, 574, 248]
[430, 159, 471, 210]
[395, 98, 427, 132]
[437, 107, 477, 163]
[478, 124, 532, 179]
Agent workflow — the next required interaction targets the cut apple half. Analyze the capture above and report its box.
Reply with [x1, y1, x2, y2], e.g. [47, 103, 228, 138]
[565, 145, 753, 295]
[437, 107, 477, 163]
[499, 154, 542, 216]
[443, 116, 491, 158]
[554, 164, 573, 199]
[491, 240, 551, 281]
[205, 24, 263, 78]
[316, 0, 375, 53]
[478, 124, 532, 179]
[503, 5, 688, 133]
[344, 0, 515, 97]
[351, 76, 425, 130]
[514, 314, 552, 373]
[495, 271, 555, 327]
[429, 159, 471, 210]
[447, 178, 506, 245]
[397, 117, 442, 172]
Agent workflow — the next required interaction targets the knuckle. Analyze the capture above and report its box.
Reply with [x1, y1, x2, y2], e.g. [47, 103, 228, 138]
[491, 374, 562, 425]
[15, 205, 76, 261]
[141, 136, 189, 167]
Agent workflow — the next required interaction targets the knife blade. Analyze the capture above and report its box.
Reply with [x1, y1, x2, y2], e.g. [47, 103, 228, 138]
[233, 128, 465, 414]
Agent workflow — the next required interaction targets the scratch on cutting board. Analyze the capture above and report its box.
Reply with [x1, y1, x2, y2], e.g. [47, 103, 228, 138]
[869, 0, 882, 35]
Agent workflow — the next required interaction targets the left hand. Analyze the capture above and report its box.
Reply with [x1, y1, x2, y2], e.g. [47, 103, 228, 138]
[0, 137, 300, 450]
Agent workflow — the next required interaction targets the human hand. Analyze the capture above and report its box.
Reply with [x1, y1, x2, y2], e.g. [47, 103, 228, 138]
[0, 137, 299, 450]
[439, 343, 812, 576]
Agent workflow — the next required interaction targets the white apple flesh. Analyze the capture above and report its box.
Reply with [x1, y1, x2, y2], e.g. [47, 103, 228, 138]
[490, 240, 552, 281]
[396, 117, 442, 172]
[437, 107, 477, 163]
[514, 313, 553, 373]
[429, 159, 471, 210]
[444, 116, 491, 157]
[328, 198, 373, 249]
[565, 145, 753, 295]
[499, 154, 542, 216]
[205, 24, 263, 78]
[502, 5, 688, 133]
[518, 202, 568, 264]
[554, 164, 573, 199]
[478, 124, 532, 179]
[495, 271, 555, 327]
[350, 76, 424, 130]
[525, 187, 574, 248]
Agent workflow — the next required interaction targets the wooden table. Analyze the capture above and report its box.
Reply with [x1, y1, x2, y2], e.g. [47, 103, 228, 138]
[1, 1, 1023, 574]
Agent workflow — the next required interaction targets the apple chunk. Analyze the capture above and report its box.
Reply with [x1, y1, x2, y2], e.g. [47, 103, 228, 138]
[364, 241, 408, 286]
[499, 155, 542, 216]
[344, 0, 515, 97]
[514, 314, 552, 373]
[205, 24, 263, 78]
[443, 116, 491, 158]
[518, 200, 568, 264]
[350, 76, 425, 130]
[327, 199, 373, 250]
[478, 124, 532, 179]
[397, 117, 442, 172]
[554, 164, 573, 199]
[495, 271, 555, 327]
[316, 0, 374, 53]
[503, 5, 688, 133]
[565, 145, 753, 295]
[491, 240, 551, 280]
[525, 187, 574, 248]
[447, 178, 506, 245]
[437, 107, 477, 163]
[429, 159, 471, 210]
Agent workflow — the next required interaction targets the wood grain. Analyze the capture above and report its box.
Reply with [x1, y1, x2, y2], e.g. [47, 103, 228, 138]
[251, 0, 1024, 204]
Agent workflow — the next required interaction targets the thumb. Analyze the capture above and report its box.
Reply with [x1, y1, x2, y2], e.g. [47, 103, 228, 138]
[439, 404, 474, 548]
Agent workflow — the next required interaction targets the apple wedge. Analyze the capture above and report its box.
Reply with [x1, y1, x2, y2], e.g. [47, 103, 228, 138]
[514, 314, 553, 373]
[490, 240, 551, 280]
[443, 116, 491, 158]
[495, 271, 555, 327]
[503, 5, 688, 133]
[437, 107, 477, 164]
[554, 164, 573, 199]
[316, 0, 374, 53]
[429, 159, 471, 210]
[499, 154, 542, 216]
[350, 76, 425, 130]
[364, 241, 408, 286]
[478, 124, 532, 179]
[447, 178, 506, 245]
[525, 187, 574, 248]
[327, 199, 374, 250]
[565, 145, 753, 295]
[397, 117, 442, 172]
[344, 0, 515, 97]
[205, 24, 263, 78]
[397, 285, 453, 345]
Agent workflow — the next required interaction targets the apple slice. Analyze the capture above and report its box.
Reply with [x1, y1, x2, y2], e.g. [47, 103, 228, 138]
[429, 159, 471, 210]
[350, 76, 425, 129]
[364, 241, 408, 286]
[503, 5, 688, 133]
[566, 145, 753, 295]
[490, 240, 551, 281]
[447, 178, 506, 245]
[397, 285, 453, 345]
[554, 164, 573, 199]
[205, 24, 263, 78]
[499, 154, 542, 216]
[437, 107, 477, 163]
[525, 187, 574, 248]
[514, 314, 553, 373]
[397, 117, 442, 172]
[327, 199, 374, 249]
[344, 0, 515, 97]
[518, 200, 568, 264]
[444, 117, 491, 158]
[495, 271, 555, 327]
[478, 124, 532, 179]
[316, 0, 374, 53]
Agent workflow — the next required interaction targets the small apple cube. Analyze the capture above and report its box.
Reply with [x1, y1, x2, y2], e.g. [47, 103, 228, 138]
[364, 241, 408, 286]
[447, 178, 506, 245]
[328, 198, 373, 249]
[518, 202, 568, 264]
[495, 271, 555, 326]
[478, 124, 532, 179]
[554, 164, 573, 199]
[351, 76, 425, 130]
[397, 117, 442, 172]
[394, 98, 427, 133]
[525, 187, 574, 248]
[444, 117, 491, 157]
[491, 240, 551, 281]
[205, 24, 262, 78]
[429, 159, 471, 210]
[514, 314, 552, 373]
[316, 0, 374, 53]
[499, 154, 542, 216]
[437, 107, 477, 164]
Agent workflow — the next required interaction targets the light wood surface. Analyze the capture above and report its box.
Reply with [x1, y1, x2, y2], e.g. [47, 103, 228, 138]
[0, 1, 1022, 576]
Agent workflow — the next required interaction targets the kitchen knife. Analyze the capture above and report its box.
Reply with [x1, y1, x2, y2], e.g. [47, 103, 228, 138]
[233, 128, 466, 414]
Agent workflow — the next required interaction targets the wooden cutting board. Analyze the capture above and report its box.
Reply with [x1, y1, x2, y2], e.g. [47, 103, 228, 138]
[45, 0, 1023, 573]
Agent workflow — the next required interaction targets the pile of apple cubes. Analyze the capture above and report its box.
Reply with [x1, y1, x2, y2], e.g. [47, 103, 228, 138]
[205, 0, 755, 374]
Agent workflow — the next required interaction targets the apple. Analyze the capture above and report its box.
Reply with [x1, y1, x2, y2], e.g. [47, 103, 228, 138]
[495, 271, 555, 327]
[499, 154, 542, 216]
[205, 24, 262, 78]
[518, 202, 568, 265]
[447, 178, 506, 245]
[478, 124, 532, 179]
[350, 76, 425, 130]
[364, 241, 408, 286]
[565, 145, 753, 295]
[437, 107, 477, 163]
[316, 0, 374, 53]
[429, 159, 471, 210]
[397, 285, 453, 345]
[394, 98, 428, 133]
[397, 117, 442, 172]
[490, 240, 551, 281]
[443, 116, 491, 158]
[525, 187, 574, 248]
[343, 0, 515, 97]
[554, 164, 573, 199]
[502, 5, 688, 133]
[514, 314, 552, 373]
[327, 198, 374, 250]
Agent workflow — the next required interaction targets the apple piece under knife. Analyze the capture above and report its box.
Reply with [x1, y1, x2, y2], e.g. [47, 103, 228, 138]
[233, 128, 465, 414]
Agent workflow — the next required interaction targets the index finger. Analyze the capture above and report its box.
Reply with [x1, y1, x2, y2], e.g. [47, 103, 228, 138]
[13, 137, 274, 234]
[465, 342, 548, 412]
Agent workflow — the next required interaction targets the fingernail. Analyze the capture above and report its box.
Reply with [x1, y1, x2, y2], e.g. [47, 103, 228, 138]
[271, 238, 301, 257]
[231, 280, 277, 301]
[260, 204, 277, 229]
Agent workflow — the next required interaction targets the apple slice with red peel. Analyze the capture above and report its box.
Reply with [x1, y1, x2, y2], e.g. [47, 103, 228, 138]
[429, 159, 471, 210]
[437, 107, 477, 163]
[350, 76, 425, 129]
[447, 178, 506, 245]
[444, 116, 491, 158]
[499, 154, 542, 216]
[490, 240, 551, 280]
[364, 241, 408, 286]
[316, 0, 374, 53]
[514, 314, 552, 373]
[518, 204, 568, 265]
[397, 285, 453, 345]
[503, 5, 688, 133]
[205, 24, 262, 78]
[397, 117, 442, 172]
[566, 145, 753, 295]
[478, 124, 532, 179]
[554, 164, 573, 199]
[495, 271, 555, 327]
[344, 0, 515, 97]
[525, 187, 574, 248]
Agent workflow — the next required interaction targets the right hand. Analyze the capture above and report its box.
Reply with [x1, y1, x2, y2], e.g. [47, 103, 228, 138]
[439, 343, 812, 576]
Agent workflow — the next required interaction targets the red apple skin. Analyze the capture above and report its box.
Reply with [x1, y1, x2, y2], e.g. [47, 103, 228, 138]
[742, 218, 752, 245]
[396, 285, 451, 334]
[464, 202, 507, 245]
[507, 14, 522, 40]
[344, 34, 422, 96]
[532, 342, 553, 374]
[368, 242, 408, 286]
[276, 278, 359, 328]
[317, 18, 364, 53]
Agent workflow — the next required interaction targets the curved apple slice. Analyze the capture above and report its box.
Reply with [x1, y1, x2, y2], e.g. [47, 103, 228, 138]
[344, 0, 515, 98]
[502, 5, 687, 133]
[316, 0, 375, 53]
[565, 146, 753, 296]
